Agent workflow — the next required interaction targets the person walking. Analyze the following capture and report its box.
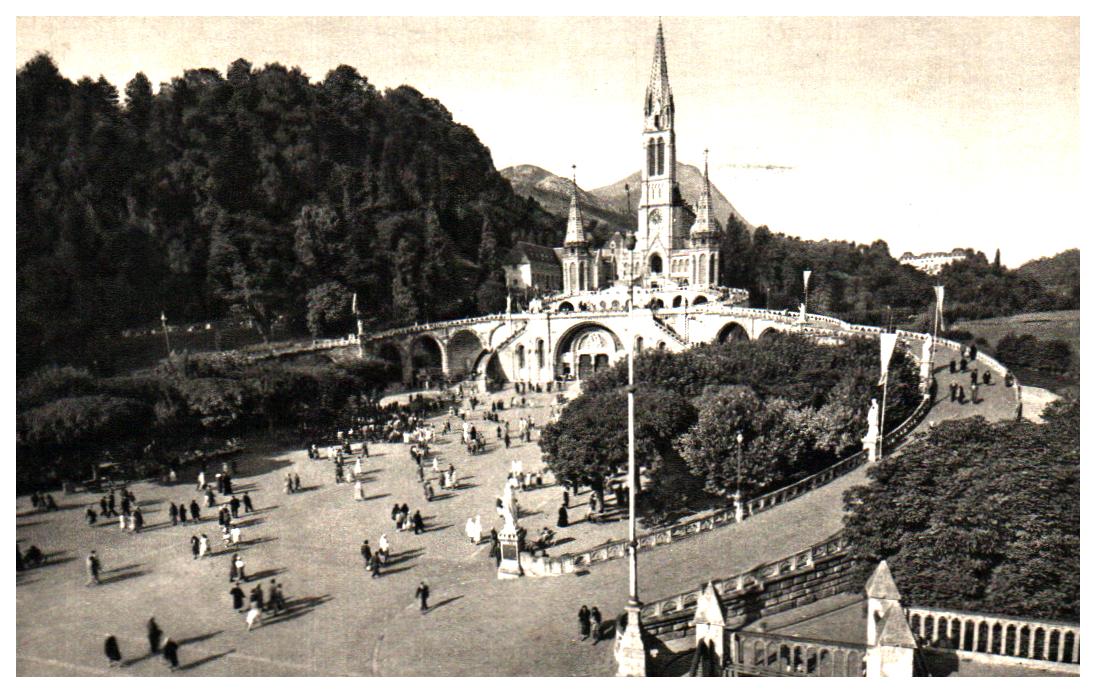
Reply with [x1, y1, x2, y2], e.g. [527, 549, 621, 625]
[178, 503, 188, 524]
[415, 581, 430, 613]
[147, 616, 162, 655]
[230, 581, 246, 611]
[285, 474, 294, 495]
[86, 551, 101, 586]
[354, 479, 365, 501]
[162, 638, 179, 670]
[557, 504, 569, 528]
[169, 502, 179, 526]
[578, 605, 591, 640]
[412, 510, 425, 535]
[104, 634, 122, 667]
[378, 534, 390, 563]
[189, 500, 200, 523]
[242, 492, 254, 514]
[133, 507, 144, 532]
[190, 535, 200, 559]
[198, 534, 210, 559]
[590, 607, 603, 644]
[245, 603, 262, 631]
[294, 473, 301, 492]
[369, 552, 381, 578]
[230, 524, 241, 546]
[360, 540, 372, 569]
[230, 495, 241, 519]
[234, 553, 246, 582]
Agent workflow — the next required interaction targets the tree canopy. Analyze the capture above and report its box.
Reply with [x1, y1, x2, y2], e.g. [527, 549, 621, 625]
[842, 397, 1080, 622]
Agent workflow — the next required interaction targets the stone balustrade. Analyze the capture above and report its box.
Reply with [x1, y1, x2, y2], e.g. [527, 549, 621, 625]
[728, 631, 867, 677]
[906, 605, 1080, 666]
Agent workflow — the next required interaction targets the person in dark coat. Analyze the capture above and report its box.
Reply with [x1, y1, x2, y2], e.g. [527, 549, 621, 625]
[133, 508, 144, 532]
[983, 370, 991, 385]
[415, 581, 430, 612]
[557, 504, 569, 528]
[970, 344, 978, 361]
[147, 617, 162, 654]
[178, 503, 187, 524]
[293, 473, 301, 492]
[169, 502, 179, 526]
[242, 492, 254, 514]
[230, 496, 241, 518]
[190, 535, 200, 559]
[412, 510, 425, 535]
[223, 475, 232, 495]
[104, 634, 122, 667]
[959, 357, 968, 372]
[162, 638, 179, 670]
[189, 500, 200, 522]
[86, 507, 98, 525]
[370, 553, 381, 578]
[230, 581, 245, 611]
[578, 605, 591, 640]
[360, 540, 372, 568]
[590, 607, 603, 644]
[971, 370, 979, 387]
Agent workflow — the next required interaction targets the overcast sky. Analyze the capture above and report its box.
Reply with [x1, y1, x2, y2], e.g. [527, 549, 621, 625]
[16, 16, 1081, 266]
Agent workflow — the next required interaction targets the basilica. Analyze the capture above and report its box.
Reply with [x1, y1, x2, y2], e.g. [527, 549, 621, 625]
[504, 22, 746, 312]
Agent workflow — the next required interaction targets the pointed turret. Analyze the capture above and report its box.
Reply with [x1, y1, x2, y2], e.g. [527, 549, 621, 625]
[564, 166, 588, 248]
[690, 149, 722, 240]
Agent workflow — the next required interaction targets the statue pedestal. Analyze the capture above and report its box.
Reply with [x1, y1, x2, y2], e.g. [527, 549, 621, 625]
[862, 433, 879, 464]
[615, 602, 648, 677]
[496, 526, 523, 580]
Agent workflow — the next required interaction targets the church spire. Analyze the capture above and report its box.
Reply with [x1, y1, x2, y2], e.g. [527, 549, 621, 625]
[690, 149, 721, 240]
[564, 165, 588, 248]
[646, 19, 672, 111]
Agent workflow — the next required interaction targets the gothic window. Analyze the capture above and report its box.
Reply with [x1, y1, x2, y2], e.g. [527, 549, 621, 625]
[516, 344, 525, 370]
[710, 254, 718, 285]
[656, 137, 665, 175]
[536, 339, 545, 369]
[647, 141, 656, 176]
[649, 254, 663, 274]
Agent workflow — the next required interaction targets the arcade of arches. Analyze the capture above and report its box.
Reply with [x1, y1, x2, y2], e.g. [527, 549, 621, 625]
[446, 330, 484, 379]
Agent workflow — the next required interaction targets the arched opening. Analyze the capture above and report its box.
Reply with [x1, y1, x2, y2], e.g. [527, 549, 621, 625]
[657, 341, 666, 350]
[991, 623, 1003, 654]
[657, 137, 665, 175]
[516, 343, 526, 370]
[1033, 628, 1046, 659]
[635, 336, 643, 352]
[649, 254, 663, 274]
[977, 622, 989, 653]
[710, 254, 718, 285]
[649, 298, 665, 309]
[672, 295, 684, 307]
[717, 322, 749, 343]
[647, 140, 656, 176]
[484, 352, 508, 385]
[558, 301, 574, 312]
[446, 330, 484, 380]
[757, 327, 781, 342]
[693, 295, 709, 306]
[536, 339, 545, 369]
[410, 335, 443, 372]
[376, 342, 404, 374]
[554, 322, 623, 381]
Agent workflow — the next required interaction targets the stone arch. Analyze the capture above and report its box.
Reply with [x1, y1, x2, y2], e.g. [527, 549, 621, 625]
[717, 321, 749, 343]
[376, 341, 404, 369]
[554, 321, 624, 381]
[409, 333, 444, 376]
[649, 253, 663, 274]
[516, 343, 526, 370]
[536, 339, 545, 369]
[672, 295, 684, 307]
[610, 300, 621, 310]
[649, 297, 665, 309]
[483, 351, 508, 385]
[757, 326, 782, 342]
[693, 295, 708, 306]
[558, 301, 575, 312]
[446, 329, 485, 379]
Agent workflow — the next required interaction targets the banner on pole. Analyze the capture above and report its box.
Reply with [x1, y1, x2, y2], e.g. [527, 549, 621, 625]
[934, 285, 945, 315]
[879, 333, 898, 386]
[351, 292, 358, 316]
[803, 270, 812, 292]
[161, 311, 166, 323]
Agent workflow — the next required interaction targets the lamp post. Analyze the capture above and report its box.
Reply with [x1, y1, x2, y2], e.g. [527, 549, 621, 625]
[616, 229, 647, 676]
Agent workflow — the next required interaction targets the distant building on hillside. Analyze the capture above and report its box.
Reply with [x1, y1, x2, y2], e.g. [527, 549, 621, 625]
[898, 249, 970, 275]
[501, 241, 564, 293]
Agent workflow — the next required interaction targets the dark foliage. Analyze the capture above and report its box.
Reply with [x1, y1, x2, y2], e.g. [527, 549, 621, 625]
[994, 333, 1073, 374]
[17, 55, 559, 376]
[842, 397, 1079, 621]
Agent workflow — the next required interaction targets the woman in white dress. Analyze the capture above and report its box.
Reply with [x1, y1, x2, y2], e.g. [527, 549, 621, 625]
[471, 515, 483, 544]
[354, 479, 364, 501]
[198, 534, 210, 558]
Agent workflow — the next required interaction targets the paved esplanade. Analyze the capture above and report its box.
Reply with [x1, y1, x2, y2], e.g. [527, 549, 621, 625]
[16, 343, 1016, 676]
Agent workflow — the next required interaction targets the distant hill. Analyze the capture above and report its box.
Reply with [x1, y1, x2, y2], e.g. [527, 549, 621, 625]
[500, 162, 754, 242]
[1016, 249, 1080, 303]
[590, 163, 754, 233]
[500, 165, 634, 238]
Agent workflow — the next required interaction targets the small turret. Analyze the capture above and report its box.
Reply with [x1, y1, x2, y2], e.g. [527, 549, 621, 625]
[564, 166, 589, 249]
[690, 149, 722, 242]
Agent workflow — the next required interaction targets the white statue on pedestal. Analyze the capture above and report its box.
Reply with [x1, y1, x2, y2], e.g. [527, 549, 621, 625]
[501, 480, 518, 531]
[865, 397, 880, 440]
[799, 302, 807, 323]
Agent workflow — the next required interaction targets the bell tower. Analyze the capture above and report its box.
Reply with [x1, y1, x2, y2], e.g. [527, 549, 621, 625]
[637, 20, 676, 280]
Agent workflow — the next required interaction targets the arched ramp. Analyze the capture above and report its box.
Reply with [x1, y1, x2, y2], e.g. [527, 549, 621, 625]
[716, 322, 749, 343]
[446, 329, 485, 379]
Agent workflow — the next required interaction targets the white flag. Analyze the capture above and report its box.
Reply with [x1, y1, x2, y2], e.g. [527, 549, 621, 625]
[160, 311, 166, 323]
[879, 333, 898, 386]
[803, 270, 812, 292]
[934, 285, 945, 315]
[351, 292, 358, 315]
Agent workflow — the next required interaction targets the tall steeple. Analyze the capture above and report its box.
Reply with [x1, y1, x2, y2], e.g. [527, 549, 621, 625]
[564, 165, 588, 248]
[645, 19, 673, 122]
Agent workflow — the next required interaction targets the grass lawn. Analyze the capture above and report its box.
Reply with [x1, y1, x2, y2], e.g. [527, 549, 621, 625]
[951, 310, 1079, 396]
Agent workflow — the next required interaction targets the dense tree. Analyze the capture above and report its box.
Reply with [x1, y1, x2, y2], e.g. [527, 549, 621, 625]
[842, 398, 1079, 621]
[16, 55, 559, 376]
